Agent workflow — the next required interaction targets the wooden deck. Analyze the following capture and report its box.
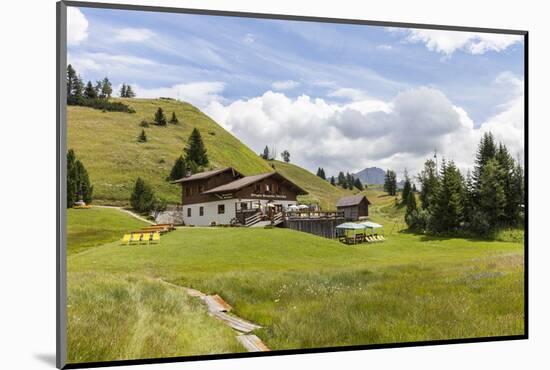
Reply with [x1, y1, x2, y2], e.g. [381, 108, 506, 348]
[283, 211, 345, 239]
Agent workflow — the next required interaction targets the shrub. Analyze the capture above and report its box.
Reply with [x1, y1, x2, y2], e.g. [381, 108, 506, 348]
[405, 209, 429, 232]
[169, 112, 179, 124]
[139, 120, 149, 127]
[68, 97, 135, 113]
[154, 107, 167, 126]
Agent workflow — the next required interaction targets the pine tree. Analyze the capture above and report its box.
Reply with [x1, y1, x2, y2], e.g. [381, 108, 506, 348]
[346, 172, 353, 188]
[473, 132, 497, 193]
[184, 128, 209, 167]
[100, 77, 113, 99]
[73, 75, 84, 101]
[84, 81, 97, 99]
[95, 80, 103, 97]
[119, 83, 127, 98]
[154, 107, 167, 126]
[75, 159, 93, 204]
[169, 111, 179, 124]
[130, 177, 155, 213]
[417, 159, 439, 210]
[168, 156, 187, 181]
[401, 170, 411, 205]
[317, 168, 326, 180]
[66, 65, 77, 98]
[495, 143, 517, 226]
[330, 176, 336, 186]
[67, 149, 77, 207]
[406, 189, 417, 215]
[337, 171, 346, 186]
[354, 177, 364, 191]
[429, 160, 464, 233]
[125, 85, 136, 98]
[384, 170, 397, 196]
[281, 150, 290, 163]
[138, 129, 147, 142]
[262, 146, 270, 160]
[478, 158, 506, 229]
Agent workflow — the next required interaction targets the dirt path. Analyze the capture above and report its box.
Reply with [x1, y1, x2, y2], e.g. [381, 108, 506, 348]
[94, 205, 154, 225]
[158, 279, 270, 353]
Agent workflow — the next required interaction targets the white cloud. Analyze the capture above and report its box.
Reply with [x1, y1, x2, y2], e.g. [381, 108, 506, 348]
[271, 80, 300, 91]
[134, 82, 226, 108]
[243, 33, 255, 44]
[69, 52, 156, 73]
[377, 44, 393, 51]
[204, 75, 523, 178]
[67, 7, 88, 46]
[400, 29, 522, 56]
[113, 28, 156, 42]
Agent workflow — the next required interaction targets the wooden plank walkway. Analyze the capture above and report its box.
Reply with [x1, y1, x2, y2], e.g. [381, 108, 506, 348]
[236, 334, 271, 352]
[211, 311, 262, 333]
[157, 278, 269, 352]
[202, 294, 232, 312]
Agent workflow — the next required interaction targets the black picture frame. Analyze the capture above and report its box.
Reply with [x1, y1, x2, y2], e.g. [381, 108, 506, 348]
[56, 1, 529, 368]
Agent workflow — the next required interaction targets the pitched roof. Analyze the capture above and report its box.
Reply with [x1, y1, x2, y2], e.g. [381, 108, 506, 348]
[202, 172, 308, 195]
[171, 167, 242, 184]
[336, 194, 371, 207]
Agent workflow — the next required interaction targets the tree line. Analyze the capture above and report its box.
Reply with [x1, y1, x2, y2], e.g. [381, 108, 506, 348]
[321, 170, 364, 191]
[259, 146, 291, 163]
[66, 64, 136, 113]
[405, 132, 524, 236]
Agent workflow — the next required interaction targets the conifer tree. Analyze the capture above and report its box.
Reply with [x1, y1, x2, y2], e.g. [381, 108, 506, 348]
[84, 81, 97, 99]
[354, 177, 364, 190]
[119, 84, 127, 98]
[125, 85, 136, 98]
[75, 159, 93, 204]
[66, 65, 77, 98]
[429, 160, 464, 233]
[169, 111, 179, 124]
[417, 159, 439, 210]
[130, 177, 155, 213]
[262, 146, 270, 160]
[168, 155, 187, 181]
[281, 150, 290, 163]
[406, 189, 417, 215]
[337, 171, 346, 186]
[478, 158, 506, 229]
[154, 107, 167, 126]
[67, 149, 77, 207]
[100, 77, 113, 99]
[384, 170, 397, 196]
[401, 170, 411, 205]
[138, 129, 147, 142]
[184, 128, 209, 167]
[330, 176, 336, 186]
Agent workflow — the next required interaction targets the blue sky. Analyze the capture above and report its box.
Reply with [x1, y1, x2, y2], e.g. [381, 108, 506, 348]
[67, 6, 525, 177]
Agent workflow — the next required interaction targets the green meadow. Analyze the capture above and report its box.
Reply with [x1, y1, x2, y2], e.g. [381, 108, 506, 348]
[66, 189, 524, 363]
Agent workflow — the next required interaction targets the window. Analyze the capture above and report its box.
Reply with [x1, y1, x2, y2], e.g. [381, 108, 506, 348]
[199, 206, 204, 216]
[187, 208, 192, 217]
[265, 184, 271, 193]
[218, 204, 225, 214]
[240, 202, 248, 210]
[255, 183, 261, 193]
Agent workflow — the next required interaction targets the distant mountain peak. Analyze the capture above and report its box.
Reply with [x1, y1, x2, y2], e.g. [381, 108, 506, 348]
[353, 167, 386, 185]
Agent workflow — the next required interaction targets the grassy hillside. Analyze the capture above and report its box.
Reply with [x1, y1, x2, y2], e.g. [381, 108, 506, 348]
[270, 160, 355, 210]
[68, 98, 272, 204]
[68, 208, 524, 362]
[67, 207, 148, 256]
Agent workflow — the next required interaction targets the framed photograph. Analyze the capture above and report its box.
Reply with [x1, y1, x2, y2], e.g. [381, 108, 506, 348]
[57, 1, 527, 368]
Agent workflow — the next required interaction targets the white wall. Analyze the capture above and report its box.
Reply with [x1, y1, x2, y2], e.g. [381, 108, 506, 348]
[3, 1, 548, 370]
[183, 198, 298, 226]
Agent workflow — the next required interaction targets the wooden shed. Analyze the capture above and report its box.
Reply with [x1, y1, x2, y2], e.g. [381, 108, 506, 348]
[336, 194, 371, 221]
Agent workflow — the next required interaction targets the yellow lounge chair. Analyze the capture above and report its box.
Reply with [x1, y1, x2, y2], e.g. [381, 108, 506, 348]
[140, 233, 151, 245]
[129, 233, 140, 245]
[151, 232, 160, 244]
[121, 234, 132, 245]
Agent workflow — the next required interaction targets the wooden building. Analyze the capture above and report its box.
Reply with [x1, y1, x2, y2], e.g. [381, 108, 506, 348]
[336, 194, 371, 221]
[172, 167, 307, 226]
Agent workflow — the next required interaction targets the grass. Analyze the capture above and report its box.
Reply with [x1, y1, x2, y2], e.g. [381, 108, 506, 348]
[67, 98, 272, 204]
[67, 207, 148, 255]
[67, 202, 524, 362]
[67, 272, 243, 363]
[270, 160, 356, 210]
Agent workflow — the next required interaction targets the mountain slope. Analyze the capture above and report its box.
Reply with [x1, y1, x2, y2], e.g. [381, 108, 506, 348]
[67, 98, 272, 204]
[353, 167, 386, 185]
[270, 160, 355, 210]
